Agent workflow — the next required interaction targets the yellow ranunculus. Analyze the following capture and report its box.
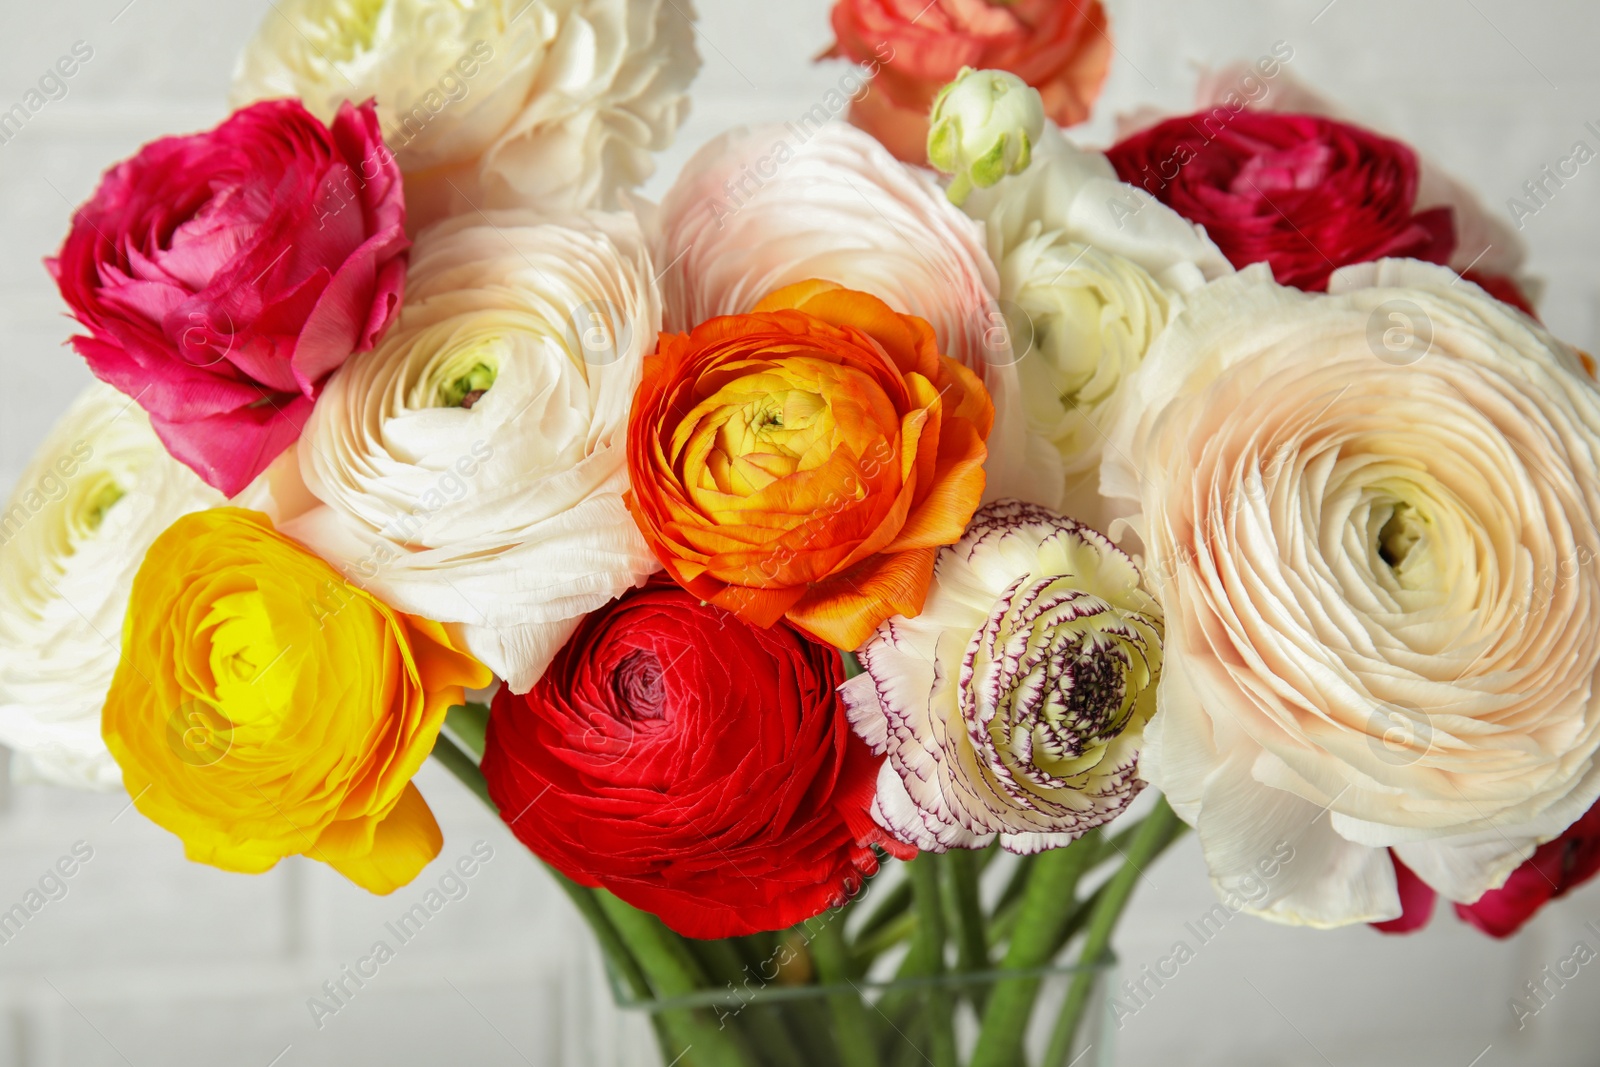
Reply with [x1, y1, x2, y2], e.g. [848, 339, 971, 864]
[103, 508, 490, 894]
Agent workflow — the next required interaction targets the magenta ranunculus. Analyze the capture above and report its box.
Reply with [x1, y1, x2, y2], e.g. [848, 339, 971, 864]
[1106, 111, 1455, 292]
[49, 99, 408, 496]
[1375, 801, 1600, 940]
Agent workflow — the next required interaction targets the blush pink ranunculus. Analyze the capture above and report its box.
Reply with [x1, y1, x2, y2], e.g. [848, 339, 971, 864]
[826, 0, 1112, 165]
[50, 99, 409, 497]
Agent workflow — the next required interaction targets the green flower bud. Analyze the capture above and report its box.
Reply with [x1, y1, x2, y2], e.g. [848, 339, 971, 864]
[927, 67, 1046, 206]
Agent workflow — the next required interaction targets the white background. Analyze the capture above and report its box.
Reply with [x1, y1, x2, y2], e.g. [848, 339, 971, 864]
[2, 0, 1600, 1064]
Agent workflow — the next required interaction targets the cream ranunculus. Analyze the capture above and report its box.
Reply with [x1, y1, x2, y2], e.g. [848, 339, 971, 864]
[284, 209, 661, 693]
[842, 500, 1163, 853]
[1102, 260, 1600, 927]
[0, 384, 224, 789]
[230, 0, 700, 227]
[959, 124, 1231, 526]
[654, 120, 1049, 504]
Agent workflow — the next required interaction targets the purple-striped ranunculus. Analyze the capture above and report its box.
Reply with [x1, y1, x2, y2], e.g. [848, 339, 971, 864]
[840, 500, 1163, 853]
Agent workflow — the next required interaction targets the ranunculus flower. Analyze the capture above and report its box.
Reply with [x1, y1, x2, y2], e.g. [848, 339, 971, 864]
[103, 508, 490, 893]
[1101, 261, 1600, 927]
[283, 210, 661, 693]
[655, 122, 1043, 503]
[842, 500, 1163, 853]
[480, 578, 902, 938]
[0, 384, 224, 790]
[627, 281, 993, 650]
[1160, 63, 1535, 305]
[1105, 110, 1456, 292]
[50, 99, 409, 497]
[959, 124, 1231, 526]
[826, 0, 1112, 165]
[1377, 800, 1600, 939]
[231, 0, 700, 228]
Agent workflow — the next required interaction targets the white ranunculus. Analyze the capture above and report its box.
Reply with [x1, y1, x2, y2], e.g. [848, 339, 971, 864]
[0, 384, 224, 789]
[1000, 236, 1174, 528]
[653, 121, 1050, 505]
[962, 124, 1233, 293]
[1102, 260, 1600, 927]
[284, 209, 661, 693]
[842, 500, 1163, 853]
[959, 124, 1230, 526]
[231, 0, 700, 227]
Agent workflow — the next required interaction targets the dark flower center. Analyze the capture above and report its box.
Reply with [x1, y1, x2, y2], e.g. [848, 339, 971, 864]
[612, 648, 666, 720]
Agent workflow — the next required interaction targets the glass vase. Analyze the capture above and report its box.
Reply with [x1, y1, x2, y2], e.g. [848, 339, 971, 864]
[608, 957, 1116, 1067]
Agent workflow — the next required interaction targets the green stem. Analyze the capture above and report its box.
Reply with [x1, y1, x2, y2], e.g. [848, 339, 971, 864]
[810, 918, 884, 1067]
[430, 731, 656, 1002]
[853, 911, 917, 971]
[1043, 800, 1186, 1067]
[947, 848, 990, 976]
[853, 878, 913, 944]
[597, 895, 761, 1067]
[443, 701, 491, 758]
[907, 855, 958, 1067]
[968, 831, 1102, 1067]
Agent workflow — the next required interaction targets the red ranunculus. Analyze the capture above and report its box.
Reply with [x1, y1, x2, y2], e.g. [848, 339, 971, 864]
[1375, 801, 1600, 939]
[50, 99, 408, 497]
[826, 0, 1112, 164]
[1105, 111, 1456, 292]
[480, 579, 906, 939]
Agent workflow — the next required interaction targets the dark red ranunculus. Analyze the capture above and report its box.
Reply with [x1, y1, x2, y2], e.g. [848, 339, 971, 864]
[1105, 111, 1455, 292]
[50, 99, 408, 497]
[480, 579, 905, 939]
[1462, 271, 1538, 319]
[1374, 801, 1600, 939]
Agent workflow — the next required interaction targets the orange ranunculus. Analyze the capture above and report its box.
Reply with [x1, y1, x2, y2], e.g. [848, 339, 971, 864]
[826, 0, 1113, 164]
[625, 281, 993, 650]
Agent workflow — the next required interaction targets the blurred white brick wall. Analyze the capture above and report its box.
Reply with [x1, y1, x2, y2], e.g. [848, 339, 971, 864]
[2, 1, 1599, 1064]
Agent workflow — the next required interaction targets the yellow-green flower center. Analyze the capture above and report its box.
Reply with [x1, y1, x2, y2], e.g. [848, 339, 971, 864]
[318, 0, 390, 63]
[79, 479, 125, 535]
[1378, 501, 1428, 576]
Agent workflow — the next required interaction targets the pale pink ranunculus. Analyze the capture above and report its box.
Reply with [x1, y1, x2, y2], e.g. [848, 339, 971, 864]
[654, 121, 1050, 505]
[1102, 261, 1600, 927]
[50, 99, 409, 497]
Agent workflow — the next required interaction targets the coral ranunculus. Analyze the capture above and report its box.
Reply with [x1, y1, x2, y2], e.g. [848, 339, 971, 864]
[50, 99, 409, 498]
[826, 0, 1113, 165]
[102, 508, 490, 894]
[626, 281, 994, 650]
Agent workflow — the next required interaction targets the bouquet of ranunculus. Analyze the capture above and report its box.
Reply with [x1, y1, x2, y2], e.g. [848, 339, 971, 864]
[9, 1, 1600, 1064]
